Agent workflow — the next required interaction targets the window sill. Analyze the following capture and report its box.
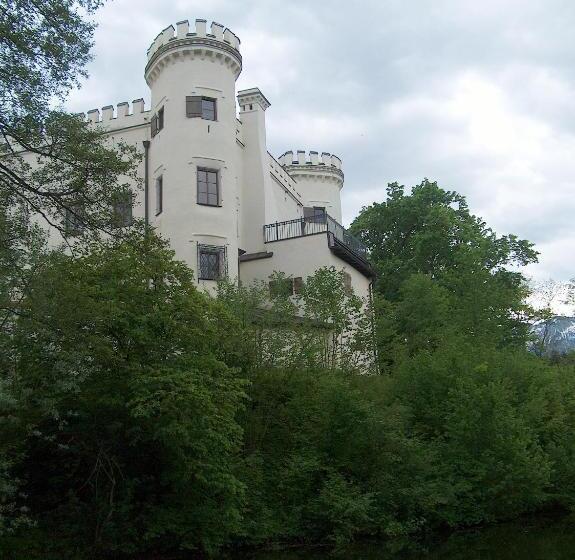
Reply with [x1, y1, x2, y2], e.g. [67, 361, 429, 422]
[187, 116, 218, 122]
[197, 203, 222, 208]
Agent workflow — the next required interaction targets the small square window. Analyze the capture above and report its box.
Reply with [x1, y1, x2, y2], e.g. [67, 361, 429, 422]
[186, 96, 217, 121]
[303, 206, 327, 226]
[269, 278, 294, 298]
[198, 244, 227, 281]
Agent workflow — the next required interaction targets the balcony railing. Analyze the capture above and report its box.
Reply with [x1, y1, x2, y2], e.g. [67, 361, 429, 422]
[263, 214, 369, 263]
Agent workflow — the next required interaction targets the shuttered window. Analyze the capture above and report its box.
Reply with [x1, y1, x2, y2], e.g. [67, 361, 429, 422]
[186, 96, 217, 120]
[197, 168, 219, 206]
[151, 106, 164, 137]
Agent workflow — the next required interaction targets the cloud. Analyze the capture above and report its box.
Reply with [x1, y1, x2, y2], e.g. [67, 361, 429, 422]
[65, 0, 575, 281]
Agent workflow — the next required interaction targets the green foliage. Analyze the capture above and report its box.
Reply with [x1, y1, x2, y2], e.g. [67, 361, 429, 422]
[350, 180, 537, 369]
[217, 267, 375, 372]
[0, 232, 246, 556]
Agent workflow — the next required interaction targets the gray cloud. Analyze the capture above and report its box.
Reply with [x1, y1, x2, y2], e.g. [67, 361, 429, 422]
[66, 0, 575, 281]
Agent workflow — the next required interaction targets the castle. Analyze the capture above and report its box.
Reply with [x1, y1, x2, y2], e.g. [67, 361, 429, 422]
[68, 19, 375, 299]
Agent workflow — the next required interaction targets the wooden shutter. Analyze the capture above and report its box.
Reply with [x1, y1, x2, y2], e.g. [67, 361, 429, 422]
[343, 272, 352, 295]
[151, 114, 158, 137]
[186, 96, 202, 117]
[293, 277, 303, 295]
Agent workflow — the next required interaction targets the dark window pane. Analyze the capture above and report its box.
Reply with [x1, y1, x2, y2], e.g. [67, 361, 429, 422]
[65, 204, 85, 235]
[198, 170, 206, 182]
[198, 244, 226, 280]
[158, 107, 164, 130]
[156, 177, 163, 215]
[113, 194, 132, 227]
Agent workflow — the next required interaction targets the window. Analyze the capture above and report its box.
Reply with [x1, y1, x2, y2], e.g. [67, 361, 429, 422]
[155, 176, 163, 216]
[151, 106, 164, 137]
[269, 278, 294, 298]
[198, 244, 227, 281]
[64, 204, 85, 235]
[112, 193, 133, 227]
[304, 206, 326, 223]
[343, 271, 352, 296]
[269, 277, 303, 297]
[186, 96, 217, 121]
[197, 168, 219, 206]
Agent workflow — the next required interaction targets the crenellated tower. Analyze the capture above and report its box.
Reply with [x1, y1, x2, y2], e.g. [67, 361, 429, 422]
[278, 150, 344, 223]
[144, 19, 242, 284]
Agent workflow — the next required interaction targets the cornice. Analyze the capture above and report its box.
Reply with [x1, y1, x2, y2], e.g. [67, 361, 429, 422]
[145, 37, 242, 84]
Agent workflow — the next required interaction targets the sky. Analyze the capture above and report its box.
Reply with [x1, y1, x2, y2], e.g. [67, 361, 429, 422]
[66, 0, 575, 286]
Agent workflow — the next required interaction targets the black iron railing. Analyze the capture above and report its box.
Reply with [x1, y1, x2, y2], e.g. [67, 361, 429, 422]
[263, 215, 369, 261]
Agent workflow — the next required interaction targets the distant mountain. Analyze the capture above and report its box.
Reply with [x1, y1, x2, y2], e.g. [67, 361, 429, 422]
[531, 316, 575, 356]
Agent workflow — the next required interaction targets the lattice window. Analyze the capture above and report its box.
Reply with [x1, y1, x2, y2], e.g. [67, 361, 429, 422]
[198, 244, 227, 281]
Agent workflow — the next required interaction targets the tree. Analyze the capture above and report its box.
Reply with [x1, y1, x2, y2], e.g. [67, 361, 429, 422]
[0, 0, 142, 349]
[350, 180, 538, 365]
[0, 231, 246, 555]
[1, 0, 139, 232]
[217, 267, 375, 373]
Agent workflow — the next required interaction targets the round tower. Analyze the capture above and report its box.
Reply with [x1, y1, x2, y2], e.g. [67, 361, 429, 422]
[144, 19, 242, 285]
[278, 150, 344, 223]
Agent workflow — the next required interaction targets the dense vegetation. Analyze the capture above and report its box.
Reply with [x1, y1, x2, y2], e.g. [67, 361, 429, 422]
[2, 1, 575, 558]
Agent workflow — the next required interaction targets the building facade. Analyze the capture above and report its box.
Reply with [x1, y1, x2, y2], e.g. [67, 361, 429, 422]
[67, 19, 375, 299]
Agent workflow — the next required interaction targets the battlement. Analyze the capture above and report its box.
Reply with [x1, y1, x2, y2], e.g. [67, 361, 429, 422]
[83, 98, 150, 129]
[278, 150, 343, 170]
[147, 19, 240, 62]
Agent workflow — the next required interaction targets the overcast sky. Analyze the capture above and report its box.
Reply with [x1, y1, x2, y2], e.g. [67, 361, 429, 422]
[66, 0, 575, 284]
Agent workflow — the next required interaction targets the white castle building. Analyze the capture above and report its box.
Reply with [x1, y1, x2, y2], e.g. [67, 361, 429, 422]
[69, 19, 375, 299]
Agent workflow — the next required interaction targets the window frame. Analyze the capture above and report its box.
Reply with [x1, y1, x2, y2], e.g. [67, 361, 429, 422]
[64, 204, 85, 236]
[155, 175, 163, 216]
[186, 95, 217, 121]
[112, 192, 133, 228]
[197, 244, 227, 281]
[151, 106, 164, 138]
[197, 167, 220, 207]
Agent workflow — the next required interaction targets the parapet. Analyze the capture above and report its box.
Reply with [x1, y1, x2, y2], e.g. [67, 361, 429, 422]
[83, 98, 150, 129]
[278, 150, 344, 186]
[278, 150, 343, 170]
[145, 19, 242, 82]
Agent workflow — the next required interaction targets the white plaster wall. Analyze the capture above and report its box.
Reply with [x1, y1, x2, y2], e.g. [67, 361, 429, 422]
[239, 233, 372, 302]
[146, 40, 242, 287]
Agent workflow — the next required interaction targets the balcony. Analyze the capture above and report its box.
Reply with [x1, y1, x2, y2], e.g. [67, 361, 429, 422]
[263, 215, 374, 278]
